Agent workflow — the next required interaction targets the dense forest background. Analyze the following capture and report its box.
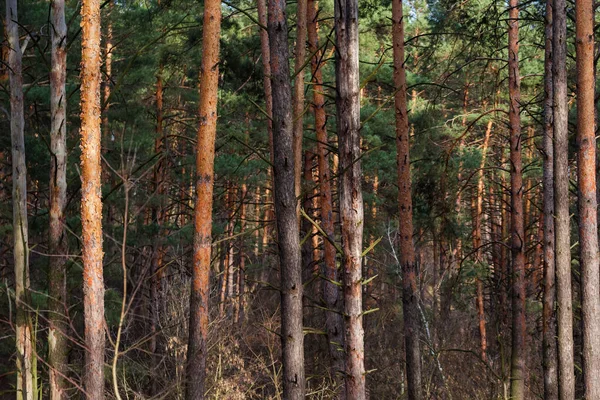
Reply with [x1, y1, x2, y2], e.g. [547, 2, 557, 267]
[0, 0, 595, 398]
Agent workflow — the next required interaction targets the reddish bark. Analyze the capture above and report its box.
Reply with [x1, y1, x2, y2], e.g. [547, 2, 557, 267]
[393, 1, 421, 398]
[186, 0, 221, 397]
[80, 0, 105, 395]
[257, 0, 275, 266]
[293, 0, 307, 217]
[473, 120, 492, 362]
[575, 0, 600, 396]
[308, 0, 345, 389]
[508, 1, 526, 398]
[102, 0, 113, 137]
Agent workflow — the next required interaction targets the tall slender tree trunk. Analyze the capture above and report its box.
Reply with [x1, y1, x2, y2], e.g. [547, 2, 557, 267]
[257, 0, 275, 271]
[301, 149, 315, 286]
[307, 0, 345, 390]
[236, 183, 247, 324]
[226, 185, 236, 318]
[80, 0, 105, 396]
[575, 0, 600, 396]
[489, 175, 501, 280]
[258, 0, 273, 154]
[451, 83, 469, 272]
[393, 1, 421, 399]
[254, 187, 261, 258]
[150, 66, 165, 396]
[300, 149, 318, 337]
[102, 0, 113, 136]
[542, 1, 558, 398]
[48, 0, 69, 397]
[7, 0, 33, 398]
[508, 1, 526, 398]
[293, 0, 307, 217]
[499, 169, 509, 328]
[335, 0, 365, 398]
[474, 120, 492, 362]
[185, 0, 221, 397]
[219, 241, 228, 315]
[553, 0, 575, 397]
[267, 0, 306, 397]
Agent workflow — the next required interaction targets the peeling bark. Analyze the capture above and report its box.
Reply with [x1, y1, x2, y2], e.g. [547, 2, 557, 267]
[473, 120, 492, 362]
[80, 0, 105, 396]
[185, 0, 222, 398]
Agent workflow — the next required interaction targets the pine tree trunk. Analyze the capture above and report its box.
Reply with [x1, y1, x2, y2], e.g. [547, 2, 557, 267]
[226, 186, 236, 318]
[301, 148, 314, 273]
[267, 0, 306, 397]
[542, 1, 558, 397]
[80, 0, 105, 395]
[575, 0, 600, 396]
[237, 183, 247, 324]
[185, 0, 221, 397]
[489, 176, 501, 280]
[451, 83, 469, 273]
[258, 0, 275, 273]
[307, 0, 345, 390]
[219, 242, 228, 316]
[7, 0, 33, 398]
[150, 66, 165, 396]
[254, 187, 261, 258]
[293, 0, 307, 217]
[48, 0, 69, 397]
[553, 0, 575, 396]
[499, 172, 509, 328]
[393, 1, 421, 399]
[474, 120, 492, 362]
[335, 0, 365, 397]
[102, 0, 113, 136]
[508, 1, 526, 398]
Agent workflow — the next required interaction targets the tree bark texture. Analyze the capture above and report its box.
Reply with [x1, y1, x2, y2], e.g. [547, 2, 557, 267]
[80, 0, 105, 396]
[185, 0, 221, 398]
[542, 1, 558, 398]
[268, 0, 306, 397]
[335, 0, 365, 398]
[575, 0, 600, 397]
[552, 0, 575, 397]
[473, 120, 492, 362]
[293, 0, 307, 218]
[49, 0, 69, 397]
[393, 1, 421, 399]
[508, 1, 526, 399]
[7, 0, 33, 398]
[308, 0, 345, 391]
